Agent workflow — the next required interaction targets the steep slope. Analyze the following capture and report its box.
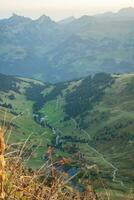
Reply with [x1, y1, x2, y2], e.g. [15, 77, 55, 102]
[0, 8, 134, 82]
[35, 73, 134, 199]
[0, 73, 134, 199]
[0, 73, 54, 168]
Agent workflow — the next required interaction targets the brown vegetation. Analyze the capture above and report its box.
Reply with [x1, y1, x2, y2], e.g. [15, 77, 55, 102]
[0, 126, 98, 200]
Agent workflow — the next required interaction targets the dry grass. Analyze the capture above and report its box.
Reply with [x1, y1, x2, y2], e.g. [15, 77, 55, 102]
[0, 126, 98, 200]
[0, 127, 6, 199]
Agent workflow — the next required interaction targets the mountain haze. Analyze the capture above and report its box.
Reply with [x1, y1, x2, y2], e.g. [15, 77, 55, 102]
[58, 16, 76, 24]
[0, 7, 134, 82]
[0, 5, 134, 200]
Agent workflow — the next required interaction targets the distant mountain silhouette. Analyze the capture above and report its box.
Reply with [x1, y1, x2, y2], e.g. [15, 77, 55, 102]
[58, 16, 76, 24]
[0, 8, 134, 82]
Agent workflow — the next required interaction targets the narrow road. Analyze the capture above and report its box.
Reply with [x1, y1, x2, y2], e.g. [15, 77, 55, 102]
[34, 113, 124, 187]
[72, 118, 124, 187]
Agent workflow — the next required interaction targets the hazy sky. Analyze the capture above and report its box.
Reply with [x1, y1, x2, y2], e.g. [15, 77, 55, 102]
[0, 0, 134, 20]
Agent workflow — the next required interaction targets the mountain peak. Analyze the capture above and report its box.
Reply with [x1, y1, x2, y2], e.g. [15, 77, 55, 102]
[12, 13, 19, 17]
[11, 13, 23, 19]
[36, 15, 54, 24]
[118, 7, 134, 12]
[9, 13, 31, 22]
[117, 7, 134, 16]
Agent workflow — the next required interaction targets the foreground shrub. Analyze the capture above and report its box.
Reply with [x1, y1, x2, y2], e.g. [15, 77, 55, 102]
[0, 127, 98, 200]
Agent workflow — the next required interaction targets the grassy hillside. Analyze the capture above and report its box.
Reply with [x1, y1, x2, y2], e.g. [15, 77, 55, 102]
[0, 74, 54, 168]
[36, 73, 134, 199]
[0, 73, 133, 199]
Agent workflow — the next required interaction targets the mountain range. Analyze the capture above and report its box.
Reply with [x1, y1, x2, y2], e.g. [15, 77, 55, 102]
[0, 7, 134, 82]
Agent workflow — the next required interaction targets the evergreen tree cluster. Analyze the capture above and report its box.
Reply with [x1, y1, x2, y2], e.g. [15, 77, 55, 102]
[65, 73, 113, 118]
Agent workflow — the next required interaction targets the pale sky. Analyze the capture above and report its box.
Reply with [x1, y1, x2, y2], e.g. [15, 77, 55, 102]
[0, 0, 134, 20]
